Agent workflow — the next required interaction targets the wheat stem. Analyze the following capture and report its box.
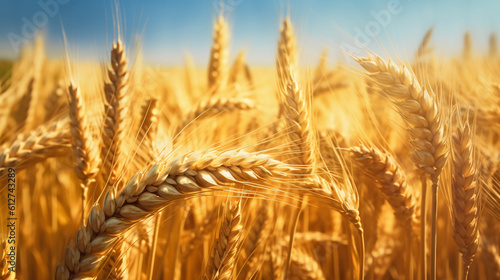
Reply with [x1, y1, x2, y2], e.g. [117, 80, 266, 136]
[421, 174, 427, 280]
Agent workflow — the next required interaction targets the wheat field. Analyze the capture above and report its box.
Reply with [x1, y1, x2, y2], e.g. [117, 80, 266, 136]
[0, 13, 499, 280]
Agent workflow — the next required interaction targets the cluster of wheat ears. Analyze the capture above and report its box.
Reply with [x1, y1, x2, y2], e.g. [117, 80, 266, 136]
[0, 14, 500, 280]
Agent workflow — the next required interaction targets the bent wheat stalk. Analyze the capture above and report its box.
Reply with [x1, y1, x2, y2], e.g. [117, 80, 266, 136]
[0, 120, 70, 176]
[55, 149, 292, 279]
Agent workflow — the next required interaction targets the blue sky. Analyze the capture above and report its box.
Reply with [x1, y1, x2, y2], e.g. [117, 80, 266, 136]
[0, 0, 498, 66]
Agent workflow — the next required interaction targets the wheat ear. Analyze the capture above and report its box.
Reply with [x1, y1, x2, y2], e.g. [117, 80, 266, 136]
[228, 50, 246, 86]
[208, 15, 229, 95]
[351, 145, 417, 228]
[451, 119, 480, 279]
[10, 77, 33, 129]
[203, 200, 243, 280]
[137, 97, 159, 163]
[464, 32, 472, 59]
[276, 17, 297, 90]
[288, 248, 326, 280]
[101, 40, 129, 187]
[416, 27, 434, 58]
[276, 17, 329, 279]
[490, 33, 498, 57]
[242, 201, 272, 278]
[351, 145, 416, 278]
[355, 55, 447, 178]
[45, 80, 65, 122]
[0, 120, 70, 176]
[68, 82, 99, 220]
[356, 54, 448, 280]
[55, 150, 292, 279]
